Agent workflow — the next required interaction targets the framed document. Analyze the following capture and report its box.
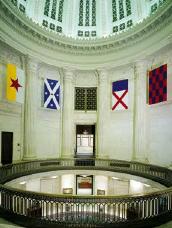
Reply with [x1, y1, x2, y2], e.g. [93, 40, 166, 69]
[97, 189, 105, 195]
[76, 175, 93, 195]
[63, 188, 73, 194]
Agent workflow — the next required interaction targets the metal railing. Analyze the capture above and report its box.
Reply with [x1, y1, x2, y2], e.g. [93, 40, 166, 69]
[0, 159, 171, 227]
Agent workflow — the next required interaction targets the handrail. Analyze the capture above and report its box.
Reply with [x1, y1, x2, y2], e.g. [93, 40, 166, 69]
[0, 159, 172, 227]
[0, 158, 171, 185]
[0, 182, 171, 200]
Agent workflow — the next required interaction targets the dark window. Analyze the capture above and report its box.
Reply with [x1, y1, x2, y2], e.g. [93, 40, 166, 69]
[19, 4, 25, 13]
[75, 87, 97, 111]
[56, 26, 62, 33]
[11, 0, 17, 6]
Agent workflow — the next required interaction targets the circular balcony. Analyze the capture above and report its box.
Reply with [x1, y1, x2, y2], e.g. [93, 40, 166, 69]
[0, 159, 171, 227]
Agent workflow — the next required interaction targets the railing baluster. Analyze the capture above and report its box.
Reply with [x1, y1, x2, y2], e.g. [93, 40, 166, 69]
[0, 159, 171, 227]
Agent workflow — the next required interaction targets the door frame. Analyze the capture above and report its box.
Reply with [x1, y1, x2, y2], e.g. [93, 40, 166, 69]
[75, 124, 96, 158]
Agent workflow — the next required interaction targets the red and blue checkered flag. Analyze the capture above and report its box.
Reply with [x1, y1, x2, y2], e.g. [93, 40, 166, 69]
[148, 64, 167, 105]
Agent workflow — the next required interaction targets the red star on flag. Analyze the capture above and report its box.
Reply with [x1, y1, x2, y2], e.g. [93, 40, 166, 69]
[10, 78, 22, 92]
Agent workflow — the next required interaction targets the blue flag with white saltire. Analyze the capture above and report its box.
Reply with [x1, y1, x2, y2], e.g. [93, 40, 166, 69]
[44, 78, 60, 109]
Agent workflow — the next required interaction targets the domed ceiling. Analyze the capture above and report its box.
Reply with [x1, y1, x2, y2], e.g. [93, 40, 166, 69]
[11, 0, 166, 39]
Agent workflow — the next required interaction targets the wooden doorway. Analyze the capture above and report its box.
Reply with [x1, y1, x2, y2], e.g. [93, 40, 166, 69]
[76, 125, 95, 158]
[1, 132, 13, 165]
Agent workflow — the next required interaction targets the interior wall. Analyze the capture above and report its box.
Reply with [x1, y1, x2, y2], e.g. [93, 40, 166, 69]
[0, 40, 172, 167]
[95, 175, 108, 195]
[73, 71, 97, 156]
[0, 42, 24, 163]
[35, 65, 62, 159]
[105, 67, 134, 161]
[145, 51, 172, 166]
[40, 177, 60, 194]
[0, 42, 62, 162]
[61, 174, 75, 194]
[147, 104, 172, 166]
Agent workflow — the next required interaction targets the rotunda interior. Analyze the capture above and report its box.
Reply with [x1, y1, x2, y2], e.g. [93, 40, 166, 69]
[0, 0, 172, 227]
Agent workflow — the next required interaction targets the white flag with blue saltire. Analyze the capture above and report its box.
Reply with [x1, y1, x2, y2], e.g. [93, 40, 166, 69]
[44, 78, 60, 109]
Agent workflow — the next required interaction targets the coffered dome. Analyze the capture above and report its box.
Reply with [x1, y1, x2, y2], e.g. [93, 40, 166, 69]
[11, 0, 167, 39]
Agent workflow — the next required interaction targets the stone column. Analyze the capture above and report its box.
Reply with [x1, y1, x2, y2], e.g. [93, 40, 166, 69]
[62, 69, 74, 158]
[23, 57, 38, 160]
[97, 69, 109, 159]
[133, 60, 149, 162]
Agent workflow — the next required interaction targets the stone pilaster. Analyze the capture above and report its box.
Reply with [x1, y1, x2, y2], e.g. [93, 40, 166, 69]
[23, 57, 38, 160]
[133, 60, 149, 163]
[62, 69, 74, 158]
[97, 69, 109, 159]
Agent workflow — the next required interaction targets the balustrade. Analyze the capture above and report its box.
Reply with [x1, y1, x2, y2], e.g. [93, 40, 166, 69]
[0, 159, 171, 227]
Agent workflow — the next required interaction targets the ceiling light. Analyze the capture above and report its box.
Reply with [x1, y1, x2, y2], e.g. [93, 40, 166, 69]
[83, 130, 88, 135]
[144, 184, 150, 187]
[51, 176, 57, 179]
[112, 177, 119, 180]
[20, 181, 26, 185]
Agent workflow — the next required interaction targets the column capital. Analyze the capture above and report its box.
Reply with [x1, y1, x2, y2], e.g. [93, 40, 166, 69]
[134, 60, 148, 74]
[133, 60, 149, 81]
[63, 68, 75, 80]
[26, 55, 39, 72]
[97, 69, 108, 83]
[97, 68, 108, 76]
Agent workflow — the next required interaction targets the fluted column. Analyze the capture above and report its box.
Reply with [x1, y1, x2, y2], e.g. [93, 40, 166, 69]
[97, 70, 109, 158]
[23, 57, 38, 160]
[62, 69, 74, 158]
[133, 60, 149, 162]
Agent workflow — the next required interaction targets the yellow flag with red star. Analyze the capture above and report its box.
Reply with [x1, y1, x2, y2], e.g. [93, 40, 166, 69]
[6, 64, 25, 103]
